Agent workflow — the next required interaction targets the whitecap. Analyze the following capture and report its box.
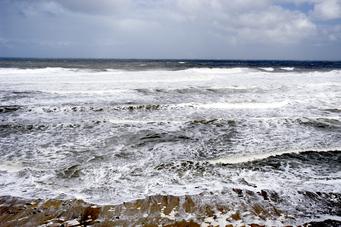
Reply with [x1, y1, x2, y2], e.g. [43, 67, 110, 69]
[259, 67, 274, 71]
[209, 147, 341, 164]
[281, 67, 295, 71]
[176, 101, 289, 109]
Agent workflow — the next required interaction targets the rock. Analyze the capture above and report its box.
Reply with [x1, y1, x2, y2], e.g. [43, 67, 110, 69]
[163, 196, 180, 215]
[81, 206, 101, 223]
[64, 219, 80, 226]
[231, 211, 241, 221]
[164, 220, 200, 227]
[183, 196, 195, 213]
[43, 200, 62, 209]
[250, 224, 265, 227]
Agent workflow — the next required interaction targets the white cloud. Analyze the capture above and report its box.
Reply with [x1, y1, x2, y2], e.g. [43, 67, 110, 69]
[169, 1, 316, 44]
[235, 7, 316, 43]
[312, 0, 341, 20]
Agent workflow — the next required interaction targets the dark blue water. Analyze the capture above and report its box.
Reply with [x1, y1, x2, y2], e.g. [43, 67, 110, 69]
[1, 58, 341, 71]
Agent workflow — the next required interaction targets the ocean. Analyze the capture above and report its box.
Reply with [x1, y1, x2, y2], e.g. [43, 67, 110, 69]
[0, 58, 340, 226]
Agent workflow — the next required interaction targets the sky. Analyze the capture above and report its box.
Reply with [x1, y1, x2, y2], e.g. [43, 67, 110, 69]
[1, 0, 341, 60]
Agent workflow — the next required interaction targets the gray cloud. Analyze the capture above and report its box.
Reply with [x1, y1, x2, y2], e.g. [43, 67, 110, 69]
[0, 0, 340, 59]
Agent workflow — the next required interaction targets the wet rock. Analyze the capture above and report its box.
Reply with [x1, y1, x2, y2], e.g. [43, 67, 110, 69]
[250, 224, 265, 227]
[43, 200, 62, 209]
[251, 204, 269, 220]
[204, 206, 214, 217]
[164, 220, 200, 227]
[81, 206, 100, 224]
[163, 196, 180, 215]
[64, 219, 80, 226]
[231, 211, 241, 221]
[0, 193, 339, 227]
[183, 196, 195, 213]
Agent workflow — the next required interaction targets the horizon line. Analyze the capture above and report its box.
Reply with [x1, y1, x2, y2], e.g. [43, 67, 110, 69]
[0, 57, 341, 62]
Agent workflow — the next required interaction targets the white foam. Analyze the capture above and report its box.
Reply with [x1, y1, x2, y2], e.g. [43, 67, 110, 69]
[259, 67, 274, 71]
[281, 67, 295, 71]
[176, 101, 289, 109]
[0, 162, 23, 173]
[0, 67, 77, 75]
[187, 67, 248, 74]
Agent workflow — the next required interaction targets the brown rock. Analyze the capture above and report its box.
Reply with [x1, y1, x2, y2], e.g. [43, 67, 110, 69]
[183, 196, 195, 213]
[81, 206, 101, 223]
[43, 200, 62, 209]
[231, 211, 241, 221]
[164, 219, 200, 227]
[250, 224, 265, 227]
[163, 196, 180, 215]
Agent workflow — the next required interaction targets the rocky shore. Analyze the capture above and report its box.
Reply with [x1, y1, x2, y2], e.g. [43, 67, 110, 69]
[1, 189, 340, 227]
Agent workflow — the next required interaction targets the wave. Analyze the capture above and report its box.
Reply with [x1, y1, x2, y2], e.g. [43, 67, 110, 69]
[1, 67, 341, 82]
[258, 67, 274, 71]
[185, 67, 249, 74]
[134, 86, 263, 95]
[280, 67, 295, 71]
[9, 101, 288, 114]
[209, 148, 341, 165]
[297, 117, 341, 129]
[0, 67, 78, 75]
[0, 66, 247, 74]
[0, 67, 257, 77]
[178, 101, 289, 109]
[0, 121, 107, 134]
[0, 105, 21, 113]
[323, 108, 341, 113]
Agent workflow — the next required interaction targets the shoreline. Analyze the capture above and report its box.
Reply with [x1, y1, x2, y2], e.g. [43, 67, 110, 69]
[1, 189, 340, 227]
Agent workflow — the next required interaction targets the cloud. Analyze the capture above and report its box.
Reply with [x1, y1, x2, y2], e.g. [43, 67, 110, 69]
[312, 0, 341, 20]
[165, 1, 316, 44]
[0, 0, 340, 59]
[55, 0, 131, 15]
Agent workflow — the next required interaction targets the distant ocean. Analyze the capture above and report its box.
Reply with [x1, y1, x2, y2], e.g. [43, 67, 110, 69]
[0, 58, 340, 225]
[1, 58, 341, 71]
